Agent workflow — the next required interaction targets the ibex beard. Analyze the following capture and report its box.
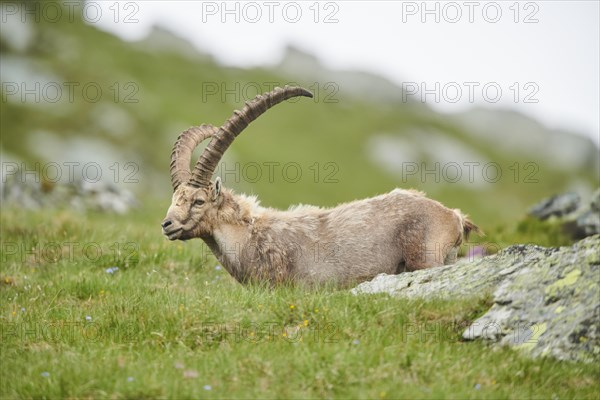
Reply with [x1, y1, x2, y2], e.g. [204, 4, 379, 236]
[162, 86, 479, 287]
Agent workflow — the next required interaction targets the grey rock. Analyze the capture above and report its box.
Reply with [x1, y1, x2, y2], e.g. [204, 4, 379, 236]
[528, 190, 600, 238]
[574, 189, 600, 237]
[592, 189, 600, 211]
[351, 243, 554, 299]
[528, 192, 581, 220]
[576, 210, 600, 238]
[352, 235, 600, 363]
[464, 236, 599, 363]
[1, 172, 138, 214]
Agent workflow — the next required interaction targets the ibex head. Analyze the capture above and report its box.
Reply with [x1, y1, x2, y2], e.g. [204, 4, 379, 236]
[161, 86, 313, 241]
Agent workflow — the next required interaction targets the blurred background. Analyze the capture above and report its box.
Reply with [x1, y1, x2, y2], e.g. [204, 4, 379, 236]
[1, 0, 599, 227]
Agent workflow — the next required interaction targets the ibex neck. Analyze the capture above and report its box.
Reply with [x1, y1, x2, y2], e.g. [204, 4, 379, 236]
[219, 189, 263, 224]
[203, 189, 263, 282]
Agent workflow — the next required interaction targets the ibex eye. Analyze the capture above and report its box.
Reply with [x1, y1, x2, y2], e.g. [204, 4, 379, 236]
[194, 199, 205, 206]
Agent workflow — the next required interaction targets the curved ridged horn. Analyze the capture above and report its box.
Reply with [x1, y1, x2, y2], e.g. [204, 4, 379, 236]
[170, 124, 219, 191]
[188, 86, 313, 188]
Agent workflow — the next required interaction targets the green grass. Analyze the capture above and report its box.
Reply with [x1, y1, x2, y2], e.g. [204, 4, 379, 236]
[463, 216, 576, 257]
[1, 205, 598, 399]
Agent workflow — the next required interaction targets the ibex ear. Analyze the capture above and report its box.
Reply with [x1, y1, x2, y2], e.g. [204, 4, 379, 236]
[212, 177, 222, 201]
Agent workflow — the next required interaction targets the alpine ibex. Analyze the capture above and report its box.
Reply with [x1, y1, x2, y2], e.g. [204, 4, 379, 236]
[162, 86, 478, 286]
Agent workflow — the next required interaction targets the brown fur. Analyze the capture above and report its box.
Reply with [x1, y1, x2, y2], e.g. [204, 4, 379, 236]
[162, 183, 479, 287]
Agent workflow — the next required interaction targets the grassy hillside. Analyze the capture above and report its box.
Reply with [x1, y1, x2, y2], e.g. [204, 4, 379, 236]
[1, 2, 598, 231]
[1, 207, 598, 398]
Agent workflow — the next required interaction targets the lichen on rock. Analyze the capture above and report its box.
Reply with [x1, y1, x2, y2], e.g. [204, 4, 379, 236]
[352, 235, 600, 363]
[464, 235, 599, 363]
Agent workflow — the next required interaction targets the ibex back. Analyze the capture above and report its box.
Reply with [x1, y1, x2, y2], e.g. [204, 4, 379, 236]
[162, 86, 478, 287]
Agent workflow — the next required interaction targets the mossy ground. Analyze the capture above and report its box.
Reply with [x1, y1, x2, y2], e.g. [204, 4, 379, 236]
[1, 205, 598, 399]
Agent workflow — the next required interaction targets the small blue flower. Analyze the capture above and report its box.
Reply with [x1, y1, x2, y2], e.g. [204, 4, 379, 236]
[352, 339, 360, 345]
[41, 372, 50, 378]
[127, 376, 134, 382]
[85, 316, 92, 322]
[203, 385, 212, 391]
[215, 265, 222, 271]
[474, 383, 481, 390]
[106, 267, 119, 274]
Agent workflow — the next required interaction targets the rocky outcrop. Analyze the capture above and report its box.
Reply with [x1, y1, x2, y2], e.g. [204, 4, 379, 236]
[528, 192, 581, 220]
[1, 174, 137, 214]
[529, 190, 600, 238]
[352, 235, 600, 363]
[571, 189, 600, 238]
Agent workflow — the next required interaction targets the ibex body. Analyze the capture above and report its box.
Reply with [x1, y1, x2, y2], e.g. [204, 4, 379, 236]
[162, 86, 478, 287]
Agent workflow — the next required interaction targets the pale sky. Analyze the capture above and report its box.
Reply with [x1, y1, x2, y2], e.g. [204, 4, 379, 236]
[90, 1, 599, 145]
